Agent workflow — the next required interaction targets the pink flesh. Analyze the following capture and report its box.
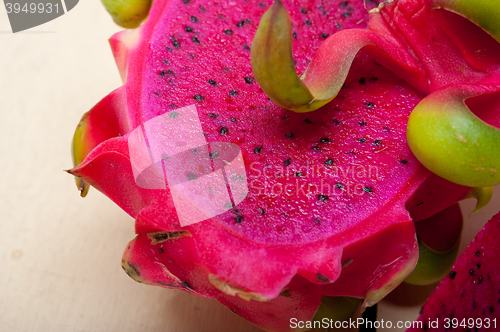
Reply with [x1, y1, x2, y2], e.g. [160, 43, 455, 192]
[408, 212, 500, 331]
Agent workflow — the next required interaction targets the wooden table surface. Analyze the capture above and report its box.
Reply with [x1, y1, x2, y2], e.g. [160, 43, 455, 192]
[1, 2, 499, 331]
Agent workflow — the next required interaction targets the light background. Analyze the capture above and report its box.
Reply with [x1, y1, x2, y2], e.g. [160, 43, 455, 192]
[0, 1, 499, 331]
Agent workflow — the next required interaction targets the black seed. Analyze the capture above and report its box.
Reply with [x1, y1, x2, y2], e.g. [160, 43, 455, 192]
[168, 69, 174, 75]
[477, 263, 481, 269]
[321, 33, 328, 39]
[236, 20, 244, 27]
[190, 16, 198, 22]
[359, 137, 366, 143]
[244, 77, 253, 84]
[473, 302, 476, 309]
[358, 121, 367, 126]
[342, 12, 351, 17]
[258, 2, 265, 6]
[296, 172, 303, 177]
[305, 20, 311, 25]
[366, 102, 374, 108]
[181, 281, 193, 290]
[208, 79, 216, 86]
[293, 32, 297, 39]
[476, 250, 481, 256]
[185, 26, 193, 32]
[193, 94, 204, 101]
[490, 306, 494, 314]
[245, 19, 251, 24]
[333, 119, 340, 125]
[312, 146, 320, 151]
[400, 159, 408, 164]
[417, 202, 424, 206]
[159, 70, 166, 77]
[359, 77, 366, 85]
[192, 37, 200, 44]
[219, 127, 228, 135]
[317, 273, 329, 282]
[187, 173, 196, 180]
[363, 186, 373, 193]
[318, 6, 324, 10]
[258, 208, 266, 215]
[199, 5, 206, 11]
[158, 248, 164, 253]
[470, 270, 475, 276]
[370, 77, 378, 82]
[254, 146, 262, 154]
[224, 29, 233, 35]
[340, 1, 348, 7]
[304, 118, 312, 124]
[284, 158, 291, 166]
[236, 215, 243, 223]
[317, 194, 329, 201]
[169, 111, 179, 119]
[243, 44, 250, 50]
[229, 90, 238, 96]
[336, 183, 344, 189]
[478, 277, 483, 284]
[374, 140, 382, 146]
[209, 152, 219, 158]
[208, 113, 217, 118]
[230, 117, 237, 123]
[320, 137, 330, 143]
[285, 133, 294, 138]
[301, 7, 307, 13]
[183, 0, 190, 3]
[172, 40, 180, 48]
[314, 218, 321, 224]
[324, 158, 334, 166]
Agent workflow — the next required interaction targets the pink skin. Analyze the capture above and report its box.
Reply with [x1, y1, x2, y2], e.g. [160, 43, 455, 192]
[67, 0, 484, 330]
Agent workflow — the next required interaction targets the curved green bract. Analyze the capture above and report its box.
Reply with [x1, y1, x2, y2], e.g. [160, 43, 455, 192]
[71, 112, 91, 197]
[251, 0, 320, 112]
[313, 296, 362, 325]
[101, 0, 152, 29]
[407, 89, 500, 187]
[467, 186, 494, 215]
[404, 240, 459, 286]
[433, 0, 500, 42]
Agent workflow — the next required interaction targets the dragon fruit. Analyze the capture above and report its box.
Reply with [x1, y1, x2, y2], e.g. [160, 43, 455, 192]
[407, 211, 500, 332]
[68, 0, 499, 330]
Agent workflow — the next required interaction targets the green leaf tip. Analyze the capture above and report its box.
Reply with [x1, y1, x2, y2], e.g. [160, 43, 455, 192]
[101, 0, 152, 29]
[467, 186, 494, 215]
[251, 0, 329, 113]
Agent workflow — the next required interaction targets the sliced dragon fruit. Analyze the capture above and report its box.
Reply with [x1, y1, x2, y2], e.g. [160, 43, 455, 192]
[67, 0, 494, 330]
[407, 211, 500, 332]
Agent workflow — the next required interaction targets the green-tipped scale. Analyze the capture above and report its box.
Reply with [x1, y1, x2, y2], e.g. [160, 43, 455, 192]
[101, 0, 152, 29]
